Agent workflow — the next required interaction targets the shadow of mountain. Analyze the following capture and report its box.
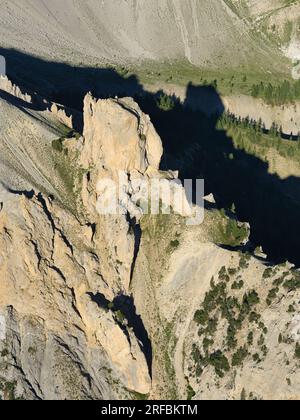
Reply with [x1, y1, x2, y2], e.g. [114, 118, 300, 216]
[0, 48, 144, 112]
[1, 47, 300, 266]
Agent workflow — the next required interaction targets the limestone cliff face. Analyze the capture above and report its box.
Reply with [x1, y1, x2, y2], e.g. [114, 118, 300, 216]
[0, 90, 190, 400]
[80, 94, 189, 292]
[80, 94, 163, 293]
[82, 94, 163, 174]
[0, 187, 151, 399]
[0, 83, 299, 401]
[0, 95, 165, 399]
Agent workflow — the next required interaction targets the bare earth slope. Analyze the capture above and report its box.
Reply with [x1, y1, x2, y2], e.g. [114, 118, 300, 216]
[0, 0, 287, 70]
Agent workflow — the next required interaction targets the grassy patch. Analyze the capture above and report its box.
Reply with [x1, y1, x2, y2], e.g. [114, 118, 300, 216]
[117, 53, 291, 104]
[163, 322, 178, 399]
[213, 210, 249, 247]
[52, 138, 64, 153]
[295, 343, 300, 359]
[0, 349, 9, 358]
[186, 384, 196, 400]
[0, 379, 17, 400]
[51, 140, 86, 215]
[128, 390, 149, 400]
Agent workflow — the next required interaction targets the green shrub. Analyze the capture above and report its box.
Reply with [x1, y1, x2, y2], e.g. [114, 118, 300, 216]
[156, 93, 178, 111]
[263, 268, 273, 279]
[28, 346, 37, 356]
[203, 337, 214, 351]
[227, 324, 238, 350]
[258, 334, 265, 347]
[239, 255, 250, 270]
[283, 276, 300, 291]
[170, 239, 180, 249]
[273, 277, 284, 287]
[232, 347, 248, 367]
[244, 290, 260, 307]
[52, 138, 64, 152]
[295, 343, 300, 359]
[217, 218, 249, 247]
[195, 364, 203, 377]
[206, 318, 218, 335]
[252, 353, 261, 363]
[115, 310, 126, 324]
[249, 311, 261, 323]
[228, 268, 236, 276]
[247, 332, 254, 346]
[232, 280, 244, 290]
[203, 282, 226, 313]
[266, 287, 279, 305]
[242, 291, 260, 316]
[218, 266, 227, 280]
[194, 310, 208, 326]
[129, 390, 149, 400]
[0, 380, 17, 400]
[187, 385, 196, 401]
[191, 345, 202, 363]
[0, 349, 9, 357]
[209, 351, 230, 377]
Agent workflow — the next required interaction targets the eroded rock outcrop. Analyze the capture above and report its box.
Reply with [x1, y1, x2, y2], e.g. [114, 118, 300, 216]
[0, 75, 32, 103]
[82, 94, 163, 174]
[0, 92, 195, 400]
[50, 103, 73, 130]
[0, 89, 194, 399]
[80, 94, 192, 292]
[0, 94, 167, 398]
[0, 184, 151, 399]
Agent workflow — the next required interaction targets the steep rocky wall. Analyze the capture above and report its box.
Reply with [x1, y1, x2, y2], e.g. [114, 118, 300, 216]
[0, 185, 151, 399]
[0, 92, 192, 400]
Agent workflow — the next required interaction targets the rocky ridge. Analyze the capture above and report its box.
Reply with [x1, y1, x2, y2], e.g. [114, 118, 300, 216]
[0, 79, 299, 400]
[0, 82, 192, 399]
